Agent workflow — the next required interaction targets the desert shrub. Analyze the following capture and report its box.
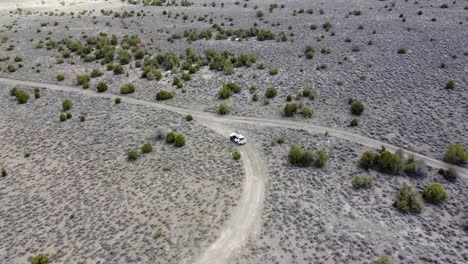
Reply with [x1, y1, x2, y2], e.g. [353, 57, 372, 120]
[1, 168, 7, 177]
[359, 150, 377, 169]
[322, 21, 332, 30]
[219, 85, 233, 99]
[398, 47, 407, 54]
[232, 150, 241, 160]
[182, 72, 191, 81]
[141, 143, 153, 154]
[377, 255, 394, 264]
[444, 143, 467, 165]
[350, 118, 359, 127]
[314, 149, 329, 167]
[91, 68, 103, 78]
[301, 106, 313, 118]
[156, 90, 174, 101]
[445, 80, 455, 90]
[59, 114, 67, 121]
[10, 87, 18, 96]
[113, 64, 124, 74]
[76, 74, 90, 85]
[7, 65, 16, 72]
[289, 146, 313, 167]
[115, 97, 121, 104]
[422, 183, 447, 204]
[405, 159, 428, 177]
[377, 151, 405, 174]
[120, 83, 135, 94]
[351, 100, 364, 115]
[165, 132, 176, 144]
[352, 175, 373, 189]
[185, 114, 193, 121]
[127, 150, 138, 161]
[252, 93, 259, 101]
[277, 138, 285, 144]
[439, 167, 458, 181]
[153, 230, 163, 240]
[440, 3, 448, 8]
[284, 103, 298, 117]
[464, 219, 468, 230]
[226, 82, 241, 93]
[304, 45, 316, 60]
[218, 102, 230, 115]
[31, 254, 49, 264]
[310, 24, 318, 30]
[265, 87, 278, 98]
[14, 56, 23, 62]
[15, 89, 29, 104]
[96, 82, 108, 93]
[80, 115, 85, 122]
[269, 68, 279, 75]
[66, 112, 72, 119]
[393, 184, 424, 214]
[256, 29, 275, 41]
[174, 134, 186, 147]
[56, 74, 65, 81]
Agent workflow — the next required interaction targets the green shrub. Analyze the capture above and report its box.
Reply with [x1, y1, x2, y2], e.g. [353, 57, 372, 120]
[315, 149, 329, 167]
[59, 114, 67, 121]
[398, 47, 407, 54]
[34, 88, 40, 99]
[185, 114, 193, 121]
[218, 102, 230, 115]
[232, 150, 241, 160]
[96, 82, 108, 93]
[113, 64, 124, 74]
[269, 68, 279, 75]
[31, 254, 49, 264]
[298, 105, 312, 117]
[141, 143, 153, 154]
[252, 93, 259, 101]
[127, 150, 138, 161]
[76, 74, 90, 85]
[439, 167, 458, 181]
[120, 83, 135, 94]
[56, 74, 65, 81]
[422, 183, 447, 204]
[174, 134, 186, 147]
[115, 97, 121, 104]
[15, 89, 29, 104]
[377, 151, 405, 174]
[156, 90, 174, 101]
[405, 160, 428, 177]
[153, 229, 163, 240]
[80, 115, 85, 122]
[66, 112, 72, 119]
[10, 87, 18, 96]
[62, 99, 72, 111]
[277, 138, 285, 144]
[443, 143, 467, 165]
[289, 146, 314, 167]
[219, 85, 233, 99]
[351, 175, 373, 189]
[359, 150, 377, 169]
[226, 82, 241, 93]
[464, 219, 468, 230]
[1, 168, 7, 177]
[284, 103, 298, 117]
[377, 255, 394, 264]
[350, 118, 358, 127]
[445, 80, 455, 90]
[351, 100, 364, 115]
[393, 184, 424, 214]
[182, 72, 191, 81]
[14, 56, 23, 62]
[165, 132, 176, 144]
[7, 65, 16, 72]
[265, 87, 278, 98]
[305, 45, 315, 59]
[91, 68, 103, 78]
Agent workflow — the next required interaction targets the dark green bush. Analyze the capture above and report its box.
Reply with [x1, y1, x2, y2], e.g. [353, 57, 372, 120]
[76, 74, 90, 85]
[34, 88, 40, 99]
[174, 134, 186, 147]
[115, 97, 121, 104]
[120, 83, 135, 94]
[359, 150, 377, 169]
[265, 87, 278, 98]
[156, 90, 174, 101]
[31, 254, 49, 264]
[277, 138, 285, 144]
[445, 80, 455, 90]
[315, 149, 329, 167]
[352, 175, 373, 189]
[62, 99, 72, 111]
[80, 115, 85, 122]
[232, 150, 241, 160]
[393, 184, 424, 214]
[56, 74, 65, 81]
[127, 150, 138, 161]
[350, 118, 359, 127]
[66, 112, 72, 119]
[7, 65, 16, 72]
[59, 114, 67, 122]
[304, 45, 316, 59]
[351, 100, 364, 115]
[10, 87, 18, 96]
[422, 183, 447, 204]
[165, 132, 176, 144]
[284, 103, 298, 117]
[186, 114, 193, 121]
[15, 89, 29, 104]
[218, 102, 230, 115]
[219, 85, 233, 99]
[14, 56, 23, 62]
[1, 168, 7, 177]
[301, 106, 313, 118]
[91, 68, 103, 78]
[444, 143, 467, 165]
[289, 146, 313, 167]
[113, 64, 124, 74]
[377, 151, 405, 174]
[96, 82, 108, 93]
[398, 47, 407, 54]
[141, 143, 153, 154]
[269, 68, 279, 75]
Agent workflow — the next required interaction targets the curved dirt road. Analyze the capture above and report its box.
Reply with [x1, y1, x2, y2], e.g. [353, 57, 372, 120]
[1, 77, 467, 264]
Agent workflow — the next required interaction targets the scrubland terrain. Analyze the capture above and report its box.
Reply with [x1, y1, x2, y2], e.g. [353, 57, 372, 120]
[0, 0, 466, 263]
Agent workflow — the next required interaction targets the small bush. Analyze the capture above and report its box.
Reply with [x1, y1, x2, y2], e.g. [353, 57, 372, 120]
[174, 134, 186, 147]
[444, 143, 467, 165]
[115, 97, 121, 104]
[156, 90, 174, 101]
[393, 184, 424, 214]
[14, 56, 23, 62]
[232, 150, 241, 160]
[398, 47, 407, 54]
[1, 168, 7, 177]
[284, 103, 298, 117]
[127, 150, 138, 161]
[59, 114, 67, 122]
[185, 114, 193, 121]
[96, 82, 108, 93]
[218, 102, 230, 115]
[301, 106, 313, 118]
[314, 149, 329, 167]
[277, 138, 285, 144]
[66, 112, 72, 119]
[265, 87, 278, 98]
[10, 87, 18, 96]
[377, 255, 394, 264]
[91, 68, 103, 78]
[350, 118, 359, 127]
[34, 88, 40, 99]
[76, 74, 90, 85]
[153, 230, 163, 240]
[351, 100, 364, 115]
[7, 65, 16, 72]
[289, 146, 313, 167]
[445, 80, 455, 90]
[141, 143, 153, 154]
[15, 89, 29, 104]
[440, 167, 458, 181]
[422, 183, 447, 204]
[120, 83, 135, 94]
[377, 151, 405, 174]
[359, 150, 377, 169]
[352, 175, 373, 189]
[80, 115, 85, 122]
[62, 99, 72, 111]
[113, 64, 124, 74]
[56, 74, 65, 81]
[219, 85, 233, 99]
[165, 132, 176, 144]
[269, 68, 279, 75]
[31, 254, 49, 264]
